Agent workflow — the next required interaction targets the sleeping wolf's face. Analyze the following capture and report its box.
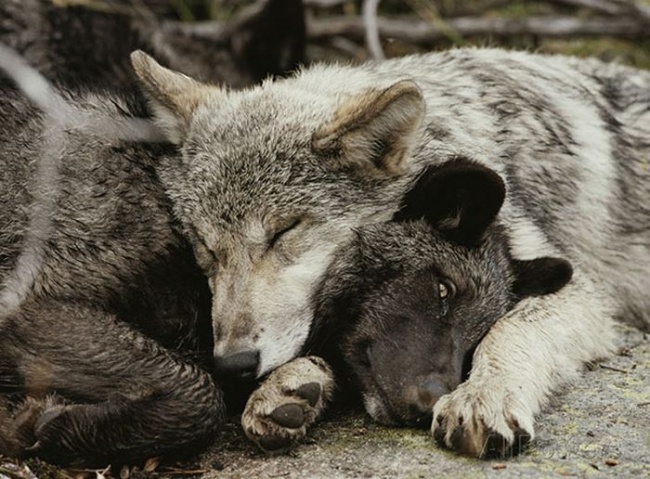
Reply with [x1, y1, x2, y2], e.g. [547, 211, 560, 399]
[131, 53, 424, 377]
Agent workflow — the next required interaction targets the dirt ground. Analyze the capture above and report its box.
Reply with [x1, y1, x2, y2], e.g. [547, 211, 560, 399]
[181, 324, 649, 479]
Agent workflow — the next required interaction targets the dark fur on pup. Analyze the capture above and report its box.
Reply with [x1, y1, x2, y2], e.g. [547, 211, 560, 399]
[312, 159, 572, 456]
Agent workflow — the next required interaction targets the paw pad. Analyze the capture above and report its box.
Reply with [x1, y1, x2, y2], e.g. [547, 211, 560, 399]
[270, 404, 305, 429]
[257, 435, 293, 452]
[295, 382, 321, 407]
[241, 357, 334, 454]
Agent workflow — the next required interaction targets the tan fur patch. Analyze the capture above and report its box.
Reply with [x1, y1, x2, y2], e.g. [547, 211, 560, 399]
[312, 80, 424, 175]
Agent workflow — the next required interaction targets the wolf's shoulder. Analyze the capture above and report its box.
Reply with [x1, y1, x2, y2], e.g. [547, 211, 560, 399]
[276, 48, 632, 103]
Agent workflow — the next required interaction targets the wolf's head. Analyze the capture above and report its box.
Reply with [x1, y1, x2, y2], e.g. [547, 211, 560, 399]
[130, 52, 425, 378]
[312, 159, 573, 426]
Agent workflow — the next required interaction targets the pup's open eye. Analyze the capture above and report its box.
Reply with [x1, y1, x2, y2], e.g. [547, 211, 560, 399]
[438, 280, 455, 317]
[438, 280, 455, 300]
[269, 218, 301, 249]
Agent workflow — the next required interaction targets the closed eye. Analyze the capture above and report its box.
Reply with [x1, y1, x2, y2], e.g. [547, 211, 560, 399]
[269, 218, 301, 249]
[195, 241, 218, 275]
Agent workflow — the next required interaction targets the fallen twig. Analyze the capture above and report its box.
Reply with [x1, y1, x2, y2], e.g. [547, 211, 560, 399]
[553, 0, 650, 25]
[362, 0, 384, 59]
[307, 14, 649, 44]
[599, 364, 629, 374]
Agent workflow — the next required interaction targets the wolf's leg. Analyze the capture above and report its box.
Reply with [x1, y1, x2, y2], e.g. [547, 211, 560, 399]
[1, 299, 224, 466]
[242, 356, 334, 453]
[432, 274, 617, 458]
[0, 394, 67, 458]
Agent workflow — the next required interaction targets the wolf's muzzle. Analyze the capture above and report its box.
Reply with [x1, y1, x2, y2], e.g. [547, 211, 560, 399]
[213, 350, 260, 380]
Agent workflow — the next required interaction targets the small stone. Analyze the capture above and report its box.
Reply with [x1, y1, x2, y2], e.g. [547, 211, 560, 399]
[492, 463, 507, 470]
[605, 458, 619, 466]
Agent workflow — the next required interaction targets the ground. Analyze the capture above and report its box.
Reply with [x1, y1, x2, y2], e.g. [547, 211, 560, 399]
[3, 326, 647, 478]
[191, 324, 649, 479]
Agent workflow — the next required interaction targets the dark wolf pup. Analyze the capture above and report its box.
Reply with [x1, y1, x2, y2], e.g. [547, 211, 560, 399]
[0, 2, 307, 467]
[312, 159, 573, 457]
[124, 48, 649, 458]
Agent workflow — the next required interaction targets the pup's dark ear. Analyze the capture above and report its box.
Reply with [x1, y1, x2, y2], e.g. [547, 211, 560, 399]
[230, 0, 306, 81]
[394, 158, 506, 246]
[512, 257, 573, 298]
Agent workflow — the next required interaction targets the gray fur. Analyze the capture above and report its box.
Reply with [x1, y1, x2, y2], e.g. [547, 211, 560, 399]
[130, 48, 649, 457]
[0, 0, 307, 466]
[0, 82, 222, 467]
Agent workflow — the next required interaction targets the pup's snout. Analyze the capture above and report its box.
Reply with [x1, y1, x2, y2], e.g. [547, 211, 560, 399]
[418, 378, 451, 404]
[406, 377, 451, 425]
[213, 350, 260, 380]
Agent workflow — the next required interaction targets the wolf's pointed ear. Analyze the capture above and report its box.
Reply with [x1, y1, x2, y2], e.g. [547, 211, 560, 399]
[311, 80, 425, 176]
[394, 158, 506, 245]
[131, 50, 218, 144]
[512, 257, 573, 298]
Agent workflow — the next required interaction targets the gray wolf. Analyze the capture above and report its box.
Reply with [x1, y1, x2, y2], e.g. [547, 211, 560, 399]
[311, 158, 572, 456]
[0, 0, 307, 465]
[128, 48, 649, 457]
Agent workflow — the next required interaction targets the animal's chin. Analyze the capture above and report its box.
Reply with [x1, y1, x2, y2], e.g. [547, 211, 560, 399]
[362, 394, 399, 426]
[362, 389, 436, 428]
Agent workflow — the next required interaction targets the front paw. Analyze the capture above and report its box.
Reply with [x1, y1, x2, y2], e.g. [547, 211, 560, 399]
[432, 381, 534, 458]
[242, 356, 334, 454]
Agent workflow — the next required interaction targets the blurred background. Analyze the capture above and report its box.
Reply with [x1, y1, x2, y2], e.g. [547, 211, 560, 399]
[57, 0, 650, 67]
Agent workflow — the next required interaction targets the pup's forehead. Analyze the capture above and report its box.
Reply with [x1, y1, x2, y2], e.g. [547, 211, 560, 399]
[354, 221, 454, 269]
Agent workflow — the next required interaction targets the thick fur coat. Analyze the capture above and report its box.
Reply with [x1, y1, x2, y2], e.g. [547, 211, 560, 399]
[0, 0, 312, 466]
[126, 48, 649, 457]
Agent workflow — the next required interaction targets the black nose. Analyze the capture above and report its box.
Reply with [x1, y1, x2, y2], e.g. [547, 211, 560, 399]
[213, 350, 260, 380]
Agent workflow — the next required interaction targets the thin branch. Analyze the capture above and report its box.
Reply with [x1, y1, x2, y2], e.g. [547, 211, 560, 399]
[303, 0, 348, 7]
[553, 0, 650, 24]
[550, 0, 630, 15]
[307, 15, 649, 44]
[362, 0, 384, 60]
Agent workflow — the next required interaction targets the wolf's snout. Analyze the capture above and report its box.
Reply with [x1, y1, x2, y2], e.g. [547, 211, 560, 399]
[213, 350, 260, 380]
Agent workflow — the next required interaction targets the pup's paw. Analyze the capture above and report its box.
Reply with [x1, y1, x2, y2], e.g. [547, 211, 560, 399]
[242, 356, 334, 454]
[432, 381, 534, 458]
